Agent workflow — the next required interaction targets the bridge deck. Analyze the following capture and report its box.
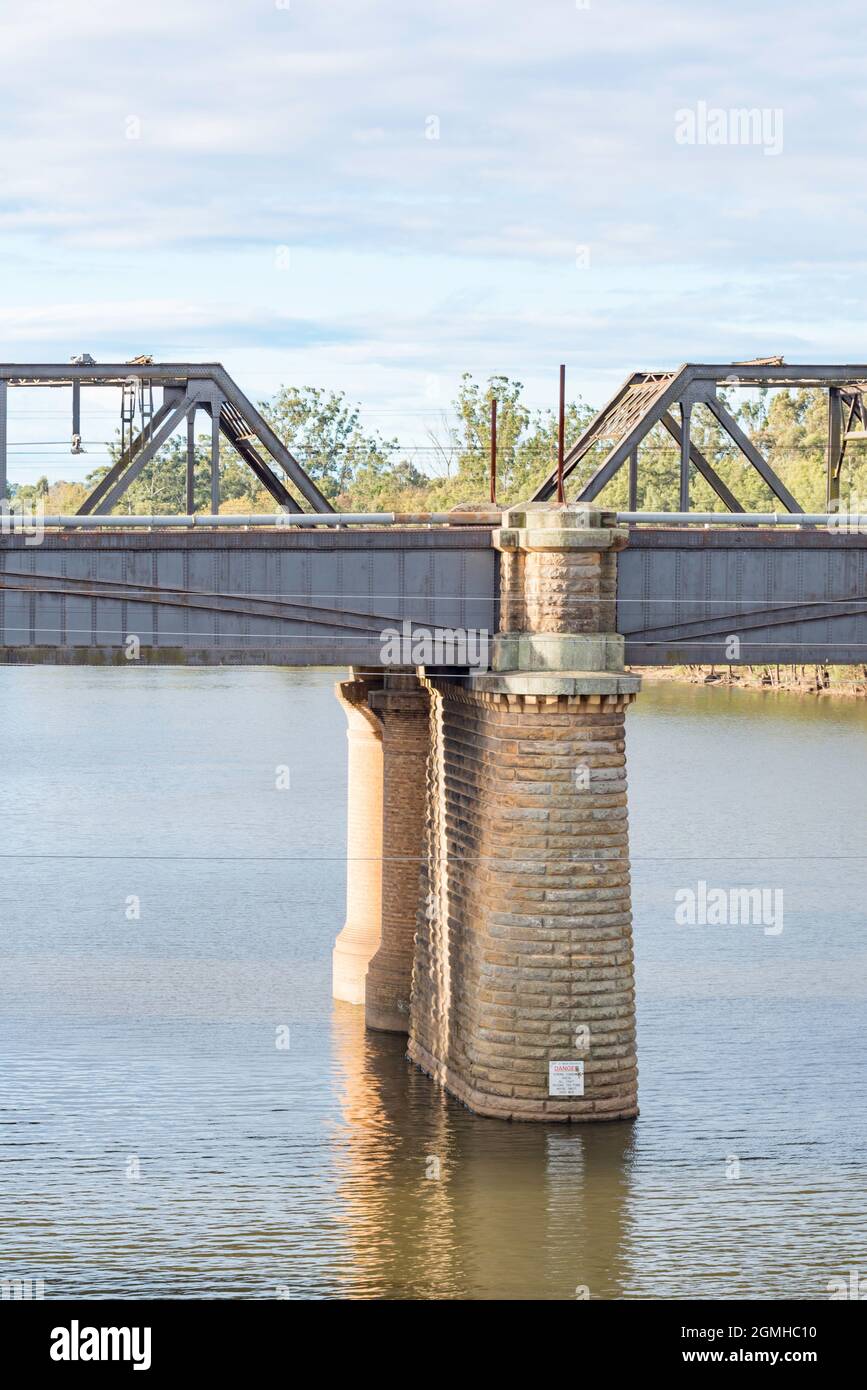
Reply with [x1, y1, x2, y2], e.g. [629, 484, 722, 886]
[619, 527, 867, 666]
[0, 524, 864, 668]
[0, 527, 498, 667]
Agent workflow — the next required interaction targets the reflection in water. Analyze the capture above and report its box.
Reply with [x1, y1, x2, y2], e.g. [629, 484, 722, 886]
[329, 1007, 634, 1300]
[0, 668, 864, 1299]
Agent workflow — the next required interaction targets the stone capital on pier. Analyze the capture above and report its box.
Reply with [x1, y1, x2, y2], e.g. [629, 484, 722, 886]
[495, 503, 630, 555]
[489, 502, 641, 689]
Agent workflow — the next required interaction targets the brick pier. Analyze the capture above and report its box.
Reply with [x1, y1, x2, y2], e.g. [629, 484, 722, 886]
[333, 505, 640, 1121]
[332, 671, 429, 1033]
[331, 675, 384, 1008]
[364, 676, 429, 1032]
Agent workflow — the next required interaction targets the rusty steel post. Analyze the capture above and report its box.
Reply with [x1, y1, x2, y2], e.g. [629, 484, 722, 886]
[490, 396, 497, 505]
[557, 363, 566, 504]
[827, 386, 843, 511]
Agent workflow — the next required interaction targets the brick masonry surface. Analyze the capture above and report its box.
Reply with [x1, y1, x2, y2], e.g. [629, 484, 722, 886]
[331, 678, 384, 1007]
[407, 680, 639, 1121]
[365, 683, 430, 1032]
[499, 547, 618, 634]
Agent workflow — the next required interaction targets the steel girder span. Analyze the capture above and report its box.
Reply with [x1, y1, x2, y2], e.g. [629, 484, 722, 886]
[0, 527, 499, 667]
[0, 523, 865, 667]
[619, 526, 867, 666]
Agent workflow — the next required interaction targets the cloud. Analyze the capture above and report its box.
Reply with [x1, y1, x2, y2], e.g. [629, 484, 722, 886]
[1, 0, 866, 463]
[0, 299, 358, 357]
[0, 0, 862, 266]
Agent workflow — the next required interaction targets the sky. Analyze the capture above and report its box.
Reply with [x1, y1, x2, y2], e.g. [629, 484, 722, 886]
[1, 0, 866, 481]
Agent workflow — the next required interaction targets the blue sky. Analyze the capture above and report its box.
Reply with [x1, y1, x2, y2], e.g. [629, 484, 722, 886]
[1, 0, 865, 479]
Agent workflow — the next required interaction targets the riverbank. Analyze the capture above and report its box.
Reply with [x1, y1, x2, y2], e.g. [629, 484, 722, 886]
[632, 664, 867, 697]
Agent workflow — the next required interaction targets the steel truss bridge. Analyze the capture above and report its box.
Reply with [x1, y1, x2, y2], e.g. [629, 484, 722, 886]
[0, 360, 864, 668]
[531, 358, 867, 514]
[0, 360, 331, 515]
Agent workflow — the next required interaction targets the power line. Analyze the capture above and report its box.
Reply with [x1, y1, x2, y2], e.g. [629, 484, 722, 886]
[0, 852, 861, 863]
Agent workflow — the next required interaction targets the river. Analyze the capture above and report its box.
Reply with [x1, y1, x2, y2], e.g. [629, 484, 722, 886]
[0, 668, 864, 1300]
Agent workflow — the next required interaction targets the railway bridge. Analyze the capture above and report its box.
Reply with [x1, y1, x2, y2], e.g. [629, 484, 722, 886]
[2, 359, 865, 1121]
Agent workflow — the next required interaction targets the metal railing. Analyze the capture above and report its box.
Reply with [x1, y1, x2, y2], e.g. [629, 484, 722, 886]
[616, 512, 867, 527]
[0, 511, 502, 530]
[0, 509, 863, 530]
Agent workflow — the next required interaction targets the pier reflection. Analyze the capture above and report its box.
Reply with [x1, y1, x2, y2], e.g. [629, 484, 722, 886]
[329, 1003, 635, 1299]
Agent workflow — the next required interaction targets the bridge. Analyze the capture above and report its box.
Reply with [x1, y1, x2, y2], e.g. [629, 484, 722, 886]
[2, 360, 865, 1122]
[0, 516, 863, 667]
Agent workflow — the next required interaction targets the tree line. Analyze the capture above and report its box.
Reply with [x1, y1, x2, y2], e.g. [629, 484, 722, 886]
[10, 377, 866, 515]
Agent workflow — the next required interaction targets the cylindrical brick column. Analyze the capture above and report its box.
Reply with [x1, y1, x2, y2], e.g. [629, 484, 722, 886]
[407, 504, 641, 1122]
[408, 682, 638, 1121]
[499, 544, 618, 633]
[332, 678, 384, 1006]
[365, 676, 430, 1033]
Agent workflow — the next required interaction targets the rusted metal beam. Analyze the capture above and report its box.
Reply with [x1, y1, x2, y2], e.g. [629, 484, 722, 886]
[76, 397, 177, 515]
[557, 363, 566, 503]
[531, 372, 646, 501]
[827, 386, 844, 509]
[489, 396, 497, 505]
[699, 390, 803, 513]
[660, 412, 745, 512]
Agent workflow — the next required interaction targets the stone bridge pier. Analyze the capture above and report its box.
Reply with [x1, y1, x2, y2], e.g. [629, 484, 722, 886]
[332, 506, 641, 1121]
[332, 671, 430, 1032]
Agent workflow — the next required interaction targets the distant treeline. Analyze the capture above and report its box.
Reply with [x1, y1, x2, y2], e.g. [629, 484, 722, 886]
[10, 377, 867, 516]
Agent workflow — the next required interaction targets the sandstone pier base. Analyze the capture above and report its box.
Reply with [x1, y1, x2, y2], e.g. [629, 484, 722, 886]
[364, 676, 429, 1032]
[332, 676, 384, 1006]
[334, 506, 642, 1122]
[407, 505, 641, 1120]
[406, 679, 639, 1120]
[332, 672, 429, 1032]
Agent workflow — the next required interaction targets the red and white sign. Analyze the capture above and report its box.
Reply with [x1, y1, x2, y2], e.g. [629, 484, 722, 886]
[548, 1060, 585, 1097]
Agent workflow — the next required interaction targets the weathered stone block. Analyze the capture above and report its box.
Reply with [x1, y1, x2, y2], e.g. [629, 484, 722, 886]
[407, 680, 639, 1122]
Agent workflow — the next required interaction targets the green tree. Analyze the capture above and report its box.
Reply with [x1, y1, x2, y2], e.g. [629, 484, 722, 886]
[262, 386, 401, 504]
[338, 456, 428, 512]
[85, 433, 268, 514]
[425, 374, 596, 508]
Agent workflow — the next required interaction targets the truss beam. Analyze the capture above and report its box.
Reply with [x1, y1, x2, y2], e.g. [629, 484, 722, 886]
[530, 362, 856, 513]
[94, 388, 206, 515]
[660, 411, 744, 512]
[698, 390, 803, 513]
[0, 362, 334, 517]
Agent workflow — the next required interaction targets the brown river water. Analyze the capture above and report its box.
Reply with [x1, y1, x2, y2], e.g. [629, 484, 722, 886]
[0, 668, 864, 1299]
